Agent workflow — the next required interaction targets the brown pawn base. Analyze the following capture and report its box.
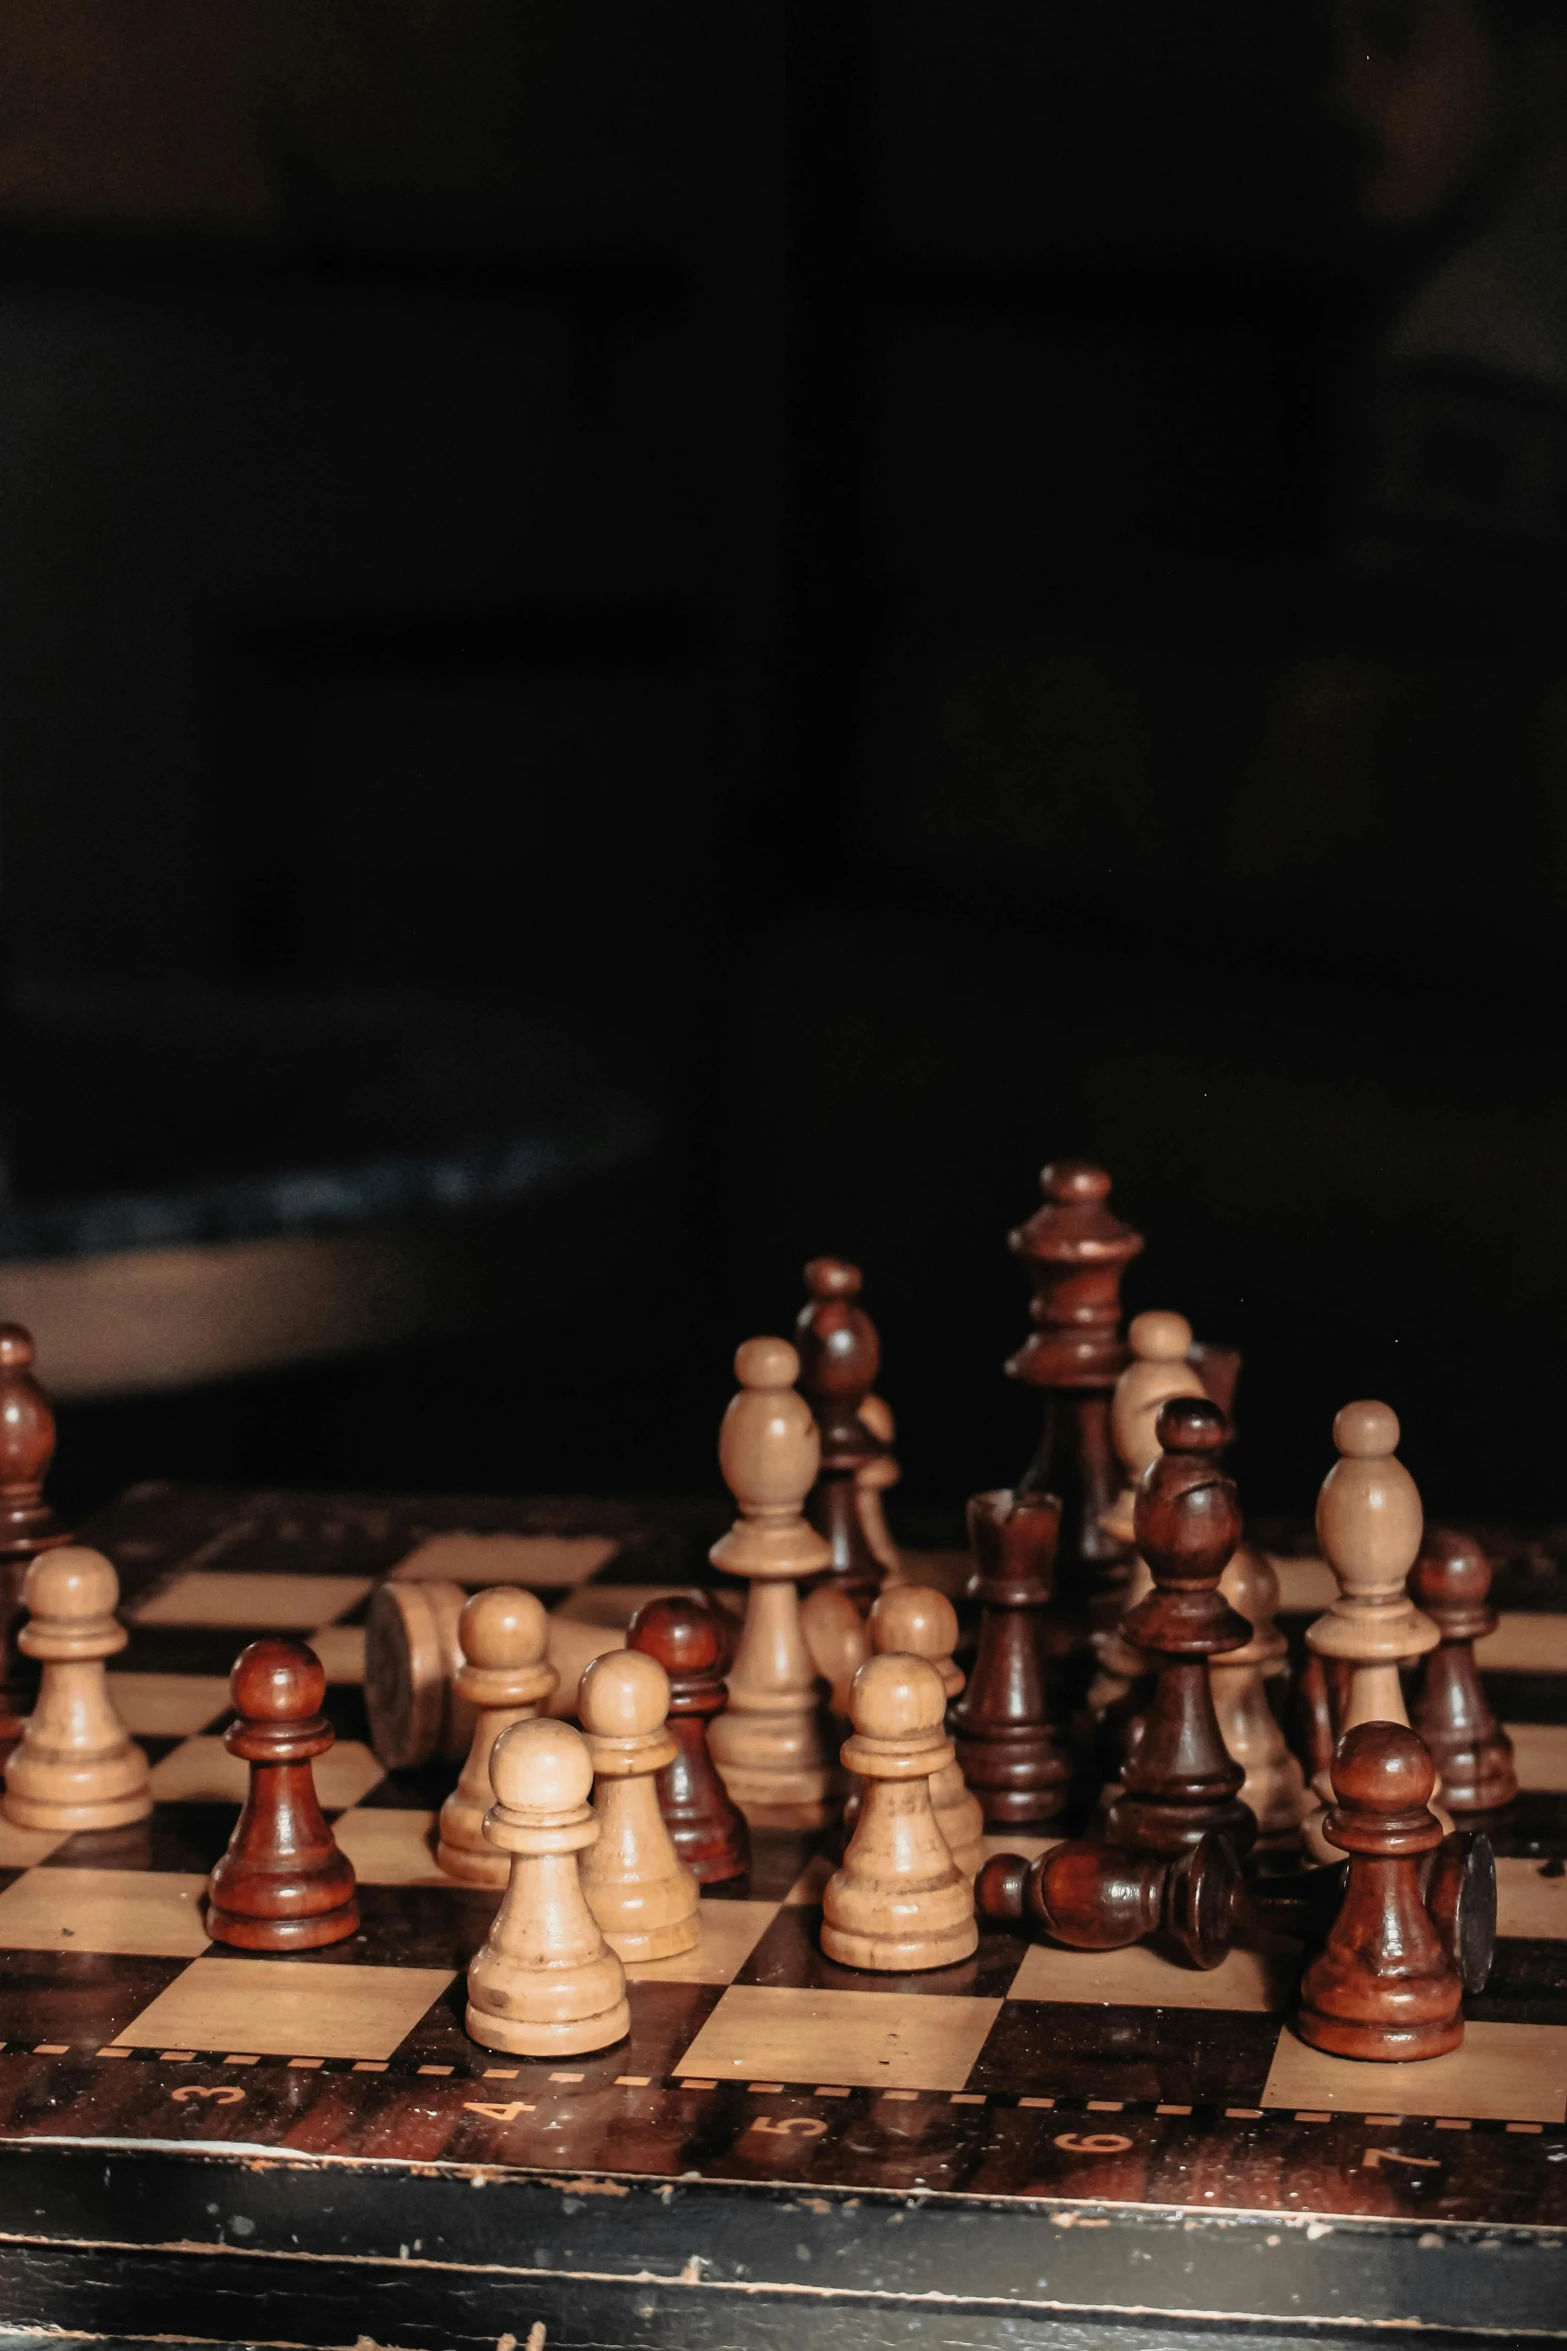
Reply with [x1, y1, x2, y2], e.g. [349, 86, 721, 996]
[205, 1892, 360, 1951]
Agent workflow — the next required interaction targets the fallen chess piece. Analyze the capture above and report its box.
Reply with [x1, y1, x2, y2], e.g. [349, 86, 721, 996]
[976, 1831, 1242, 1970]
[3, 1545, 152, 1833]
[206, 1638, 359, 1950]
[466, 1715, 630, 2057]
[1297, 1718, 1465, 2062]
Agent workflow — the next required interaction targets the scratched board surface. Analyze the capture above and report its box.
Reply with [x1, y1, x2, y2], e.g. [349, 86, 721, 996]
[1, 1485, 1567, 2346]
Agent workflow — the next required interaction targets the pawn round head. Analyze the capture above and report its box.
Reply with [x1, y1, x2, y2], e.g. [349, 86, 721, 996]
[734, 1335, 799, 1393]
[720, 1335, 819, 1516]
[458, 1585, 547, 1672]
[1411, 1527, 1492, 1616]
[491, 1714, 593, 1813]
[1041, 1161, 1111, 1204]
[231, 1636, 324, 1722]
[578, 1645, 670, 1737]
[868, 1583, 958, 1663]
[1332, 1719, 1435, 1814]
[849, 1649, 948, 1739]
[1334, 1399, 1401, 1460]
[24, 1544, 118, 1621]
[628, 1592, 724, 1678]
[0, 1325, 36, 1372]
[1128, 1309, 1193, 1365]
[1153, 1395, 1227, 1458]
[804, 1256, 861, 1301]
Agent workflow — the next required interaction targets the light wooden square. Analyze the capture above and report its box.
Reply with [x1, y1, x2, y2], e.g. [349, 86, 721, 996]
[553, 1585, 680, 1629]
[1504, 1722, 1567, 1793]
[105, 1672, 232, 1738]
[1270, 1556, 1337, 1614]
[115, 1956, 455, 2060]
[0, 1818, 67, 1868]
[307, 1625, 367, 1684]
[0, 1866, 210, 1957]
[1262, 2021, 1567, 2124]
[148, 1736, 384, 1810]
[1008, 1932, 1300, 2013]
[674, 1984, 1002, 2092]
[332, 1807, 446, 1886]
[1497, 1856, 1567, 1940]
[129, 1573, 373, 1629]
[623, 1900, 779, 1986]
[1477, 1613, 1567, 1673]
[388, 1533, 618, 1589]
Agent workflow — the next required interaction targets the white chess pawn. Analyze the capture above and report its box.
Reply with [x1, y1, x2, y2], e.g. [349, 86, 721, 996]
[437, 1588, 557, 1886]
[821, 1652, 978, 1972]
[866, 1584, 985, 1876]
[1209, 1543, 1310, 1840]
[1090, 1311, 1207, 1716]
[4, 1547, 151, 1831]
[801, 1581, 870, 1720]
[466, 1716, 630, 2056]
[577, 1648, 701, 1961]
[707, 1337, 837, 1827]
[857, 1391, 905, 1588]
[1302, 1400, 1448, 1863]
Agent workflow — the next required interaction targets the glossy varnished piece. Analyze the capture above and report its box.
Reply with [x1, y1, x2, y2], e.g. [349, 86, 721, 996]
[628, 1593, 749, 1884]
[795, 1259, 885, 1610]
[949, 1489, 1070, 1825]
[977, 1831, 1240, 1969]
[1006, 1163, 1143, 1628]
[1412, 1526, 1519, 1812]
[205, 1639, 359, 1949]
[0, 1325, 70, 1734]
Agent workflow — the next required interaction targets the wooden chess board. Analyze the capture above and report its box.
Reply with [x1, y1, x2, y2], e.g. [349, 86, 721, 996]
[1, 1485, 1566, 2349]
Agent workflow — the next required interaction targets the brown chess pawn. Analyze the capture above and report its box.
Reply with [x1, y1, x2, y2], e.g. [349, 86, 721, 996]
[821, 1654, 978, 1972]
[627, 1593, 749, 1885]
[206, 1639, 359, 1950]
[1297, 1721, 1464, 2063]
[1005, 1163, 1144, 1630]
[950, 1489, 1071, 1827]
[976, 1831, 1242, 1971]
[795, 1259, 885, 1610]
[0, 1325, 70, 1737]
[1104, 1398, 1256, 1860]
[3, 1546, 152, 1831]
[437, 1588, 557, 1886]
[465, 1716, 630, 2056]
[706, 1337, 837, 1827]
[1411, 1528, 1518, 1812]
[864, 1584, 985, 1875]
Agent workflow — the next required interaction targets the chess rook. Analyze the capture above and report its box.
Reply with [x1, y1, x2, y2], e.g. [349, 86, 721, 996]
[795, 1258, 885, 1610]
[1297, 1721, 1464, 2063]
[950, 1489, 1070, 1826]
[1104, 1399, 1256, 1860]
[1006, 1162, 1144, 1629]
[206, 1639, 359, 1950]
[628, 1593, 749, 1884]
[466, 1716, 630, 2056]
[822, 1653, 978, 1972]
[1303, 1402, 1445, 1862]
[577, 1647, 701, 1961]
[3, 1546, 151, 1832]
[437, 1587, 557, 1886]
[1411, 1528, 1518, 1812]
[706, 1337, 837, 1827]
[977, 1831, 1241, 1970]
[0, 1325, 69, 1737]
[866, 1583, 985, 1875]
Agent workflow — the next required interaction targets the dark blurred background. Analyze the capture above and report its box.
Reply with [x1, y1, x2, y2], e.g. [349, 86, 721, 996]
[2, 0, 1564, 1531]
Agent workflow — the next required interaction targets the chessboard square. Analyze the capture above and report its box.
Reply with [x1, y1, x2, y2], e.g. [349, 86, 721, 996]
[1505, 1724, 1567, 1794]
[624, 1901, 779, 1987]
[105, 1672, 232, 1738]
[1497, 1858, 1567, 1941]
[1262, 2021, 1567, 2124]
[332, 1808, 446, 1886]
[0, 1866, 210, 1956]
[674, 1984, 1002, 2092]
[129, 1574, 374, 1630]
[308, 1625, 367, 1685]
[1478, 1614, 1567, 1674]
[1008, 1933, 1301, 2015]
[114, 1956, 456, 2061]
[389, 1533, 618, 1589]
[0, 1819, 67, 1868]
[148, 1737, 384, 1810]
